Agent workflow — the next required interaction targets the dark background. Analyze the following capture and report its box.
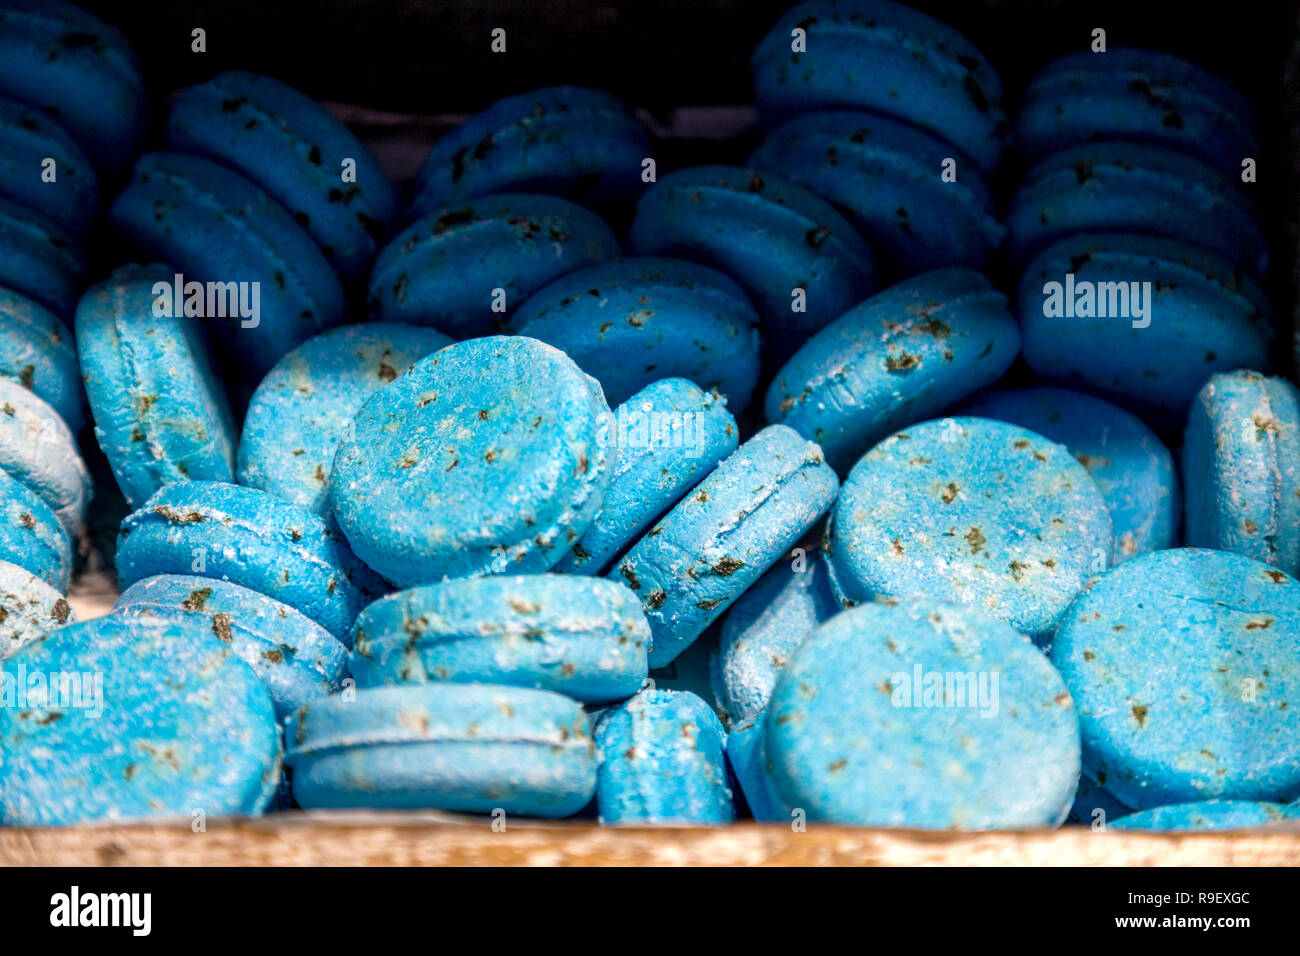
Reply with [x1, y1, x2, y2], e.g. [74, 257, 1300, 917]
[75, 0, 1290, 117]
[75, 0, 1298, 373]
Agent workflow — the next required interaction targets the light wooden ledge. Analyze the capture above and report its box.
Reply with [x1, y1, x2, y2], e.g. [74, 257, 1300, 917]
[4, 812, 1300, 866]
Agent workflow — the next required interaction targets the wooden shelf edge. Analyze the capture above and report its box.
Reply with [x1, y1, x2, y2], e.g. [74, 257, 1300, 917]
[4, 813, 1300, 866]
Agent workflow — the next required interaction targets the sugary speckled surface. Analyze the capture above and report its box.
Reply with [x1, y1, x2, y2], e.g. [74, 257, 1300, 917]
[511, 257, 761, 412]
[349, 574, 649, 702]
[1005, 141, 1267, 276]
[369, 193, 620, 338]
[0, 614, 281, 825]
[766, 268, 1020, 472]
[826, 417, 1111, 637]
[286, 683, 597, 816]
[237, 322, 453, 515]
[0, 194, 86, 319]
[77, 263, 237, 510]
[961, 386, 1179, 564]
[610, 424, 839, 668]
[765, 598, 1081, 828]
[1051, 548, 1300, 809]
[410, 86, 650, 216]
[556, 377, 738, 576]
[1183, 371, 1300, 575]
[751, 0, 1007, 175]
[594, 688, 734, 824]
[0, 557, 73, 661]
[0, 376, 90, 535]
[1111, 800, 1300, 832]
[0, 284, 82, 433]
[116, 480, 384, 641]
[0, 0, 147, 176]
[167, 70, 397, 283]
[115, 574, 347, 720]
[0, 467, 70, 589]
[1017, 232, 1273, 428]
[1016, 47, 1259, 171]
[0, 94, 98, 240]
[331, 336, 615, 587]
[627, 165, 876, 355]
[711, 548, 839, 727]
[109, 151, 345, 383]
[749, 111, 1005, 278]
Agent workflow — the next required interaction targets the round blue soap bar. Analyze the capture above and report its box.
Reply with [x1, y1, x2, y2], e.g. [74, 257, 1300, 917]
[1005, 141, 1267, 277]
[0, 0, 148, 176]
[1018, 235, 1272, 429]
[1183, 371, 1300, 575]
[765, 598, 1081, 828]
[751, 0, 1008, 176]
[0, 614, 281, 825]
[331, 336, 616, 587]
[286, 683, 597, 817]
[0, 376, 90, 535]
[115, 574, 348, 721]
[961, 386, 1179, 563]
[511, 257, 761, 411]
[711, 547, 839, 727]
[1111, 800, 1300, 832]
[766, 268, 1020, 472]
[0, 194, 86, 319]
[0, 94, 98, 240]
[1016, 48, 1258, 172]
[610, 424, 839, 668]
[725, 715, 786, 822]
[237, 322, 453, 515]
[0, 467, 71, 589]
[827, 417, 1112, 637]
[0, 284, 82, 433]
[109, 151, 346, 383]
[0, 557, 73, 661]
[1050, 548, 1300, 809]
[555, 377, 738, 576]
[349, 574, 649, 703]
[749, 110, 1006, 278]
[116, 480, 384, 641]
[369, 193, 620, 338]
[411, 86, 651, 216]
[167, 70, 398, 284]
[627, 165, 876, 355]
[594, 688, 734, 824]
[77, 263, 237, 510]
